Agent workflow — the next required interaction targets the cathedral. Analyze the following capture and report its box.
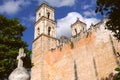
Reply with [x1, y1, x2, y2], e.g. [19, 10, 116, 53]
[31, 2, 120, 80]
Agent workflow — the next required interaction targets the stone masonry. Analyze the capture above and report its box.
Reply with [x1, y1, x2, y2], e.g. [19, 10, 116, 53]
[31, 2, 120, 80]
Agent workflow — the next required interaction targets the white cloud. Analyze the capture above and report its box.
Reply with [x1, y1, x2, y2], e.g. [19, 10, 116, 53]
[22, 15, 35, 22]
[21, 15, 35, 27]
[37, 0, 76, 7]
[29, 15, 36, 22]
[56, 12, 100, 38]
[83, 10, 96, 17]
[81, 0, 97, 10]
[0, 0, 31, 15]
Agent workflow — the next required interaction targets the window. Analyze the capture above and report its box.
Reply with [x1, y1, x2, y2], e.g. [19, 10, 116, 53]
[37, 27, 40, 35]
[47, 12, 50, 19]
[75, 29, 77, 35]
[39, 13, 41, 17]
[48, 27, 51, 35]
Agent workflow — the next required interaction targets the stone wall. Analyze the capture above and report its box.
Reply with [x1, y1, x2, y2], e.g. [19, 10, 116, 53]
[43, 29, 119, 80]
[31, 34, 59, 80]
[31, 20, 120, 80]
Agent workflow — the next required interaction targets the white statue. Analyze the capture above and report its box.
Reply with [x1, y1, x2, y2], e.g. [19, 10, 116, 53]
[17, 48, 26, 68]
[9, 48, 30, 80]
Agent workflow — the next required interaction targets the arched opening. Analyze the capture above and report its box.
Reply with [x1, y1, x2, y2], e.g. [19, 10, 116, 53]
[47, 12, 50, 19]
[75, 28, 77, 35]
[39, 13, 41, 17]
[37, 27, 40, 35]
[48, 27, 51, 36]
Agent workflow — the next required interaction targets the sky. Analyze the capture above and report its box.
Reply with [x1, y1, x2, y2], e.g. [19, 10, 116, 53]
[0, 0, 103, 50]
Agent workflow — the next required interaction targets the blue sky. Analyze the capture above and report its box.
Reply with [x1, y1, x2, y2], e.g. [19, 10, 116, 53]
[0, 0, 103, 50]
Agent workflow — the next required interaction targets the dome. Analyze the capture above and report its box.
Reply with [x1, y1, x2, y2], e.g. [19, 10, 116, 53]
[9, 67, 30, 80]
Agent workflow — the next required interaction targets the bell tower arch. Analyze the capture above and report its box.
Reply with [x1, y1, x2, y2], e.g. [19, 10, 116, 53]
[34, 1, 56, 39]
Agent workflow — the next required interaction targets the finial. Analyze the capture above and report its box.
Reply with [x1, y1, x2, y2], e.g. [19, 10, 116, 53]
[91, 23, 94, 26]
[90, 23, 94, 30]
[77, 17, 79, 20]
[76, 17, 80, 22]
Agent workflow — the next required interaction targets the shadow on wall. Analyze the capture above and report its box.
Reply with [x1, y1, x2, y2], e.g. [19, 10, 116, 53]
[109, 35, 120, 66]
[100, 73, 114, 80]
[74, 60, 78, 80]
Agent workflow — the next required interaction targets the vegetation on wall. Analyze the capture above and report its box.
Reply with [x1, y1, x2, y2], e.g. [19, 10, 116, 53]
[113, 68, 120, 80]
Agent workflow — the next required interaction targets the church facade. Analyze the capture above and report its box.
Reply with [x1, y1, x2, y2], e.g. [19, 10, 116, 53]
[31, 2, 120, 80]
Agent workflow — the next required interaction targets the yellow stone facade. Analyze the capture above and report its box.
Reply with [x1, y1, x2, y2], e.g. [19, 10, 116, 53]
[31, 2, 120, 80]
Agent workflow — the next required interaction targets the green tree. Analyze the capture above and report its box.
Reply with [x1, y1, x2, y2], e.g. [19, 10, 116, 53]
[95, 0, 120, 40]
[0, 15, 31, 80]
[113, 68, 120, 80]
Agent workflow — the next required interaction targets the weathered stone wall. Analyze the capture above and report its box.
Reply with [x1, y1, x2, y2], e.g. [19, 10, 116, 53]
[31, 20, 120, 80]
[31, 34, 58, 80]
[43, 29, 119, 80]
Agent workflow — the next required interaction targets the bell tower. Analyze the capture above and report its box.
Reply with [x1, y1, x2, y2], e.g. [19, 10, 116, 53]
[31, 2, 58, 80]
[34, 1, 56, 39]
[71, 18, 87, 41]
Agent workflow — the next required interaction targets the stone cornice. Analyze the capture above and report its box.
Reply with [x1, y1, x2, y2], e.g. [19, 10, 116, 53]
[34, 16, 56, 26]
[33, 33, 59, 43]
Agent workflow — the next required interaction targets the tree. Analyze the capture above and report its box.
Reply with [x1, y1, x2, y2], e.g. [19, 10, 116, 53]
[95, 0, 120, 40]
[113, 68, 120, 80]
[0, 15, 31, 80]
